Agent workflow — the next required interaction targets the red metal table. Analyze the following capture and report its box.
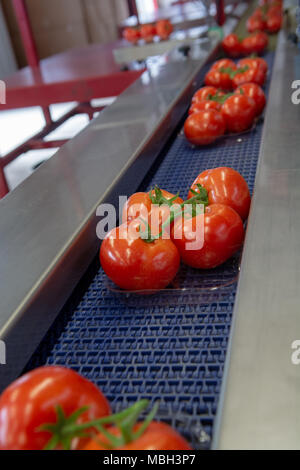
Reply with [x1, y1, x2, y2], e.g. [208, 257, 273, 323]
[0, 0, 144, 198]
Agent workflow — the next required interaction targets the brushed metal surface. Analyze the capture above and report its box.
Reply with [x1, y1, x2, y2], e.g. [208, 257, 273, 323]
[0, 36, 221, 390]
[213, 31, 300, 449]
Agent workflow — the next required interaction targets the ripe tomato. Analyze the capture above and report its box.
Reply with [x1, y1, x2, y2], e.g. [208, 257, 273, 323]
[140, 24, 156, 42]
[0, 366, 111, 450]
[241, 31, 268, 55]
[222, 34, 243, 58]
[172, 204, 244, 269]
[156, 19, 173, 40]
[83, 421, 191, 450]
[235, 83, 266, 116]
[221, 94, 256, 133]
[122, 190, 183, 223]
[100, 219, 180, 291]
[184, 109, 226, 146]
[204, 69, 233, 91]
[189, 100, 221, 114]
[246, 15, 266, 33]
[123, 27, 140, 44]
[232, 65, 266, 88]
[211, 58, 237, 71]
[192, 86, 220, 103]
[237, 57, 268, 74]
[188, 167, 251, 220]
[266, 13, 282, 33]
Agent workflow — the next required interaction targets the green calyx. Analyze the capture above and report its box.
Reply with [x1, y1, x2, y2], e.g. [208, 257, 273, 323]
[209, 90, 234, 104]
[138, 184, 209, 243]
[40, 399, 159, 451]
[149, 186, 180, 207]
[219, 65, 249, 78]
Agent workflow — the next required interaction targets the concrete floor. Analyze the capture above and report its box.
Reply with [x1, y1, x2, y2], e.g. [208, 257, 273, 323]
[0, 98, 114, 191]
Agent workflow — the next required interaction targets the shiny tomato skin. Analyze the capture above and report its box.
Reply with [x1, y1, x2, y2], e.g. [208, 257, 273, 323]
[100, 220, 180, 291]
[211, 58, 237, 71]
[156, 19, 173, 39]
[246, 15, 266, 33]
[172, 204, 244, 269]
[192, 86, 219, 103]
[122, 190, 183, 223]
[0, 366, 111, 450]
[204, 69, 233, 91]
[140, 24, 156, 42]
[232, 66, 266, 88]
[122, 192, 152, 223]
[237, 57, 268, 74]
[189, 100, 221, 114]
[83, 421, 192, 450]
[222, 34, 243, 58]
[266, 14, 282, 33]
[221, 94, 256, 133]
[184, 110, 226, 146]
[188, 167, 251, 220]
[123, 27, 140, 44]
[235, 82, 266, 116]
[241, 32, 268, 55]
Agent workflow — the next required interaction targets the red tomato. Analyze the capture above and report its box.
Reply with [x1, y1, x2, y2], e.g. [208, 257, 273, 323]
[246, 15, 266, 33]
[122, 192, 152, 223]
[123, 27, 140, 44]
[252, 7, 265, 18]
[192, 86, 220, 103]
[189, 100, 221, 114]
[100, 219, 180, 291]
[172, 204, 244, 269]
[184, 110, 226, 146]
[237, 57, 268, 74]
[211, 58, 237, 71]
[83, 421, 191, 450]
[140, 24, 156, 42]
[0, 366, 111, 450]
[266, 14, 282, 33]
[235, 82, 266, 116]
[122, 190, 183, 223]
[221, 94, 256, 133]
[232, 65, 266, 88]
[188, 167, 251, 220]
[204, 69, 233, 91]
[156, 19, 173, 40]
[241, 31, 268, 55]
[222, 34, 243, 58]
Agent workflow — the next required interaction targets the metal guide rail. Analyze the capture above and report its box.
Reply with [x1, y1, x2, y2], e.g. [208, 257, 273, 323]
[23, 50, 275, 449]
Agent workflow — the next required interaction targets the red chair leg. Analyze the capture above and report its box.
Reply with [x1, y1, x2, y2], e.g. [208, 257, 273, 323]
[0, 166, 9, 198]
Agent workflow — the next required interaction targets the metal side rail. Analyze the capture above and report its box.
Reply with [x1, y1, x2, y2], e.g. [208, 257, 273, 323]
[213, 31, 300, 450]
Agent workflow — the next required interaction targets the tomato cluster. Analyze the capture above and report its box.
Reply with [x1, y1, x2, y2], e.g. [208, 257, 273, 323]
[0, 366, 191, 450]
[184, 56, 267, 145]
[123, 19, 173, 44]
[100, 167, 250, 292]
[204, 56, 267, 91]
[222, 31, 268, 57]
[247, 0, 283, 34]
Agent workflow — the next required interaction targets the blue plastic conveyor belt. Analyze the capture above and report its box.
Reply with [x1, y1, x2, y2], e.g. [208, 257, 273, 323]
[25, 52, 274, 449]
